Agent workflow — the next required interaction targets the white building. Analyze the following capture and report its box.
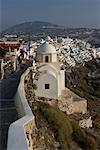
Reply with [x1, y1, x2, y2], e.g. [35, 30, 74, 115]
[35, 42, 65, 99]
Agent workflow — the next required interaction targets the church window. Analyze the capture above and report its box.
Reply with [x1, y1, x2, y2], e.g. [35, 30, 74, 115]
[45, 84, 50, 89]
[45, 56, 49, 62]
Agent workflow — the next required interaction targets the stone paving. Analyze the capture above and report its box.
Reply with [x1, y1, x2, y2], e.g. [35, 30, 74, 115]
[0, 64, 28, 150]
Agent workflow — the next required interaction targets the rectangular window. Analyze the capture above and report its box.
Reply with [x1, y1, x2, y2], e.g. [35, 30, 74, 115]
[45, 56, 49, 62]
[45, 84, 50, 89]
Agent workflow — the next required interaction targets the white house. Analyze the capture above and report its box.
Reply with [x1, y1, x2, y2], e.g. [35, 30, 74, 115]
[35, 42, 65, 99]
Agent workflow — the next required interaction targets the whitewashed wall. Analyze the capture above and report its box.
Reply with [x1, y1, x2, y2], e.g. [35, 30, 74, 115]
[58, 70, 65, 97]
[35, 72, 58, 99]
[7, 67, 35, 150]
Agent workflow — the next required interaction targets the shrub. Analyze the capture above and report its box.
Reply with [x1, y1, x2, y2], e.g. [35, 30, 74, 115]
[32, 83, 37, 90]
[0, 48, 6, 58]
[24, 79, 27, 83]
[35, 102, 96, 150]
[38, 102, 72, 150]
[71, 121, 96, 150]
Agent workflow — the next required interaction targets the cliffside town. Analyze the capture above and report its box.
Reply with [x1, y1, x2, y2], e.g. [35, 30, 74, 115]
[0, 34, 100, 149]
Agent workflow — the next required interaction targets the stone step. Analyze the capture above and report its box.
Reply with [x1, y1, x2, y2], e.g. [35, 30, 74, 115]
[0, 124, 10, 150]
[0, 109, 18, 124]
[0, 107, 16, 111]
[0, 101, 16, 108]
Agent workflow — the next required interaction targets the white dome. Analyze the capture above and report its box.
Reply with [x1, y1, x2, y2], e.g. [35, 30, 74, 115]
[37, 42, 56, 54]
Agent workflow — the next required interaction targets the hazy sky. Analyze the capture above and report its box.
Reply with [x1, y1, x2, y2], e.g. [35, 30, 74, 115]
[0, 0, 100, 31]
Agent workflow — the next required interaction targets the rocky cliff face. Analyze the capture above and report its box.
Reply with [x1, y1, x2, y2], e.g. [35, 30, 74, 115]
[65, 59, 100, 100]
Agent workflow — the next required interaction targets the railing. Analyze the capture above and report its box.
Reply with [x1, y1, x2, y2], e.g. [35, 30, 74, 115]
[7, 67, 35, 150]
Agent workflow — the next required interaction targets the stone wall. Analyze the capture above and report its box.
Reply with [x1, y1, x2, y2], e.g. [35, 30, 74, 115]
[58, 88, 87, 115]
[73, 100, 87, 114]
[24, 120, 35, 150]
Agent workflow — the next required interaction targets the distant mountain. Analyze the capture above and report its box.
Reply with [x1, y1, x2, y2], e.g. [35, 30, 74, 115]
[2, 21, 64, 35]
[1, 21, 100, 47]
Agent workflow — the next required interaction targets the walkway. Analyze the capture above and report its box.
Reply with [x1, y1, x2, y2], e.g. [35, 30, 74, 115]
[0, 64, 28, 150]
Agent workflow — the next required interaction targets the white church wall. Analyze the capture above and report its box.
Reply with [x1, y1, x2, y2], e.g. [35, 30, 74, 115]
[39, 64, 58, 77]
[58, 74, 62, 96]
[60, 70, 65, 90]
[51, 53, 57, 62]
[58, 70, 65, 97]
[35, 73, 58, 99]
[43, 54, 50, 63]
[37, 53, 57, 63]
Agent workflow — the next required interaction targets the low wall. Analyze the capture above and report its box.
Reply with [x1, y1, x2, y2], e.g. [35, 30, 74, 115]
[58, 88, 87, 115]
[73, 100, 87, 114]
[7, 67, 35, 150]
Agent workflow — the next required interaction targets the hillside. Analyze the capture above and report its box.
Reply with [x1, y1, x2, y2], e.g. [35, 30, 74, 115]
[24, 71, 97, 150]
[1, 21, 100, 47]
[65, 59, 100, 147]
[65, 59, 100, 101]
[1, 21, 64, 35]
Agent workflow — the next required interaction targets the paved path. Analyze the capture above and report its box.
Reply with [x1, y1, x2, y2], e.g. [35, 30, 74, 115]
[0, 64, 28, 150]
